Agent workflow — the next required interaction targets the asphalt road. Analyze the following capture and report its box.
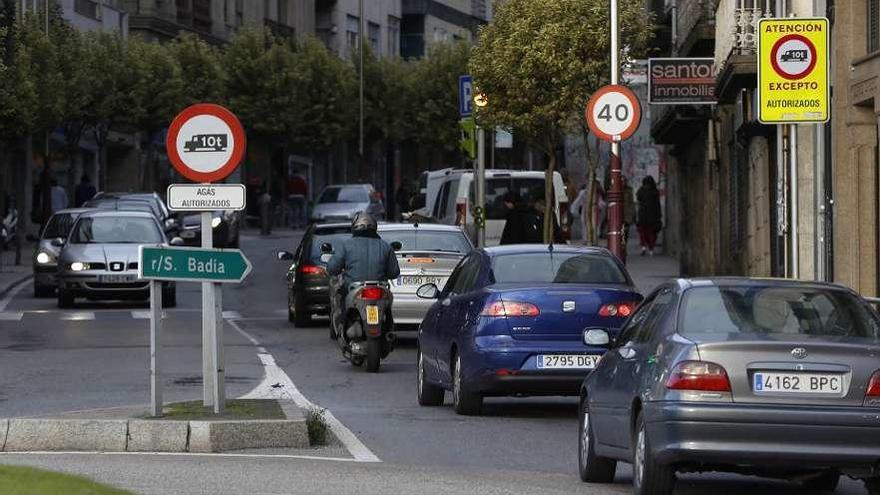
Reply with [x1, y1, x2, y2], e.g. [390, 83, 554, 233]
[0, 229, 872, 494]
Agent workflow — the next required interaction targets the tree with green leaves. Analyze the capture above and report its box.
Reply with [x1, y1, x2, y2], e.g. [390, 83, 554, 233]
[168, 33, 226, 106]
[469, 0, 653, 242]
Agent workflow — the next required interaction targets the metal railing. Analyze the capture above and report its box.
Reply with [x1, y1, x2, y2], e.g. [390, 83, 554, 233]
[677, 0, 716, 50]
[714, 4, 771, 75]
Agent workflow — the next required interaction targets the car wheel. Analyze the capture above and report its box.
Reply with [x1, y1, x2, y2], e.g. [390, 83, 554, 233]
[633, 411, 675, 495]
[865, 478, 880, 495]
[578, 397, 616, 483]
[57, 288, 74, 309]
[452, 353, 482, 416]
[417, 348, 444, 406]
[162, 286, 177, 308]
[802, 471, 840, 492]
[34, 283, 52, 298]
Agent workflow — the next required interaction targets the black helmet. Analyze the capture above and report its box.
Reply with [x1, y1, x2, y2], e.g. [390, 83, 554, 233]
[352, 211, 377, 234]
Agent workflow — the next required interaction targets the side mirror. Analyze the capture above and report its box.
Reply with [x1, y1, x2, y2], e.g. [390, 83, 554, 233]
[50, 237, 65, 247]
[321, 242, 333, 254]
[416, 283, 440, 299]
[583, 328, 611, 346]
[277, 250, 294, 261]
[391, 241, 402, 251]
[169, 237, 185, 246]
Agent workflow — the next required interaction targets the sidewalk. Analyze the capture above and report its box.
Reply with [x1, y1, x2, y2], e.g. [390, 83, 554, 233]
[623, 237, 680, 294]
[0, 246, 33, 298]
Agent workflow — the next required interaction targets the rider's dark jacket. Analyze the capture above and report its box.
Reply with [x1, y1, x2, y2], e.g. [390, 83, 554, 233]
[327, 231, 401, 285]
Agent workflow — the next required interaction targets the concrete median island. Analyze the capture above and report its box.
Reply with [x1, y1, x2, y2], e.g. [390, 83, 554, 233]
[1, 399, 312, 454]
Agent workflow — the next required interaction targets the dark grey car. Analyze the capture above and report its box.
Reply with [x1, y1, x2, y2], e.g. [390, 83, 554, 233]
[578, 278, 880, 495]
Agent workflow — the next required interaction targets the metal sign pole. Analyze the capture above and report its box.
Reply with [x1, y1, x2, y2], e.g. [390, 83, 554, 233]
[790, 124, 799, 278]
[201, 211, 215, 406]
[476, 126, 486, 248]
[149, 280, 163, 417]
[212, 280, 225, 414]
[607, 0, 625, 262]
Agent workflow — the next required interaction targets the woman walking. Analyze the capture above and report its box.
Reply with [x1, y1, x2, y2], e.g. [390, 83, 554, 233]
[636, 176, 662, 256]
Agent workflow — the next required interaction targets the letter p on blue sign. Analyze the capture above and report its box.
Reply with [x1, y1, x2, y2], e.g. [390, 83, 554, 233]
[459, 75, 473, 117]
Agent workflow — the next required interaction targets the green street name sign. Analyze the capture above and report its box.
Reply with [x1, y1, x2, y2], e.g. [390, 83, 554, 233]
[138, 246, 252, 283]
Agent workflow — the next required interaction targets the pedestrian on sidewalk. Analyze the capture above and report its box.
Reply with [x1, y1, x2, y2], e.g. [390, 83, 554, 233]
[622, 176, 635, 244]
[74, 174, 97, 207]
[50, 179, 68, 214]
[636, 175, 662, 256]
[286, 168, 308, 229]
[366, 190, 386, 221]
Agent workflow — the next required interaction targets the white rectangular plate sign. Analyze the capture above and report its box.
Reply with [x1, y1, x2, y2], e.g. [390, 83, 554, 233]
[167, 184, 246, 212]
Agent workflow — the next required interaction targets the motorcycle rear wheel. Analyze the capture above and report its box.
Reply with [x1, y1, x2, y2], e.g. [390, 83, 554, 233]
[366, 338, 381, 373]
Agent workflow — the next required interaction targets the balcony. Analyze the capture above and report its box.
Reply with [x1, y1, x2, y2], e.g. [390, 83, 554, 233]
[714, 4, 771, 104]
[675, 0, 715, 56]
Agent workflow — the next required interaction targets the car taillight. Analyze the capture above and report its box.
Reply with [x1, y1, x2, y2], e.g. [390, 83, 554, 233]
[359, 286, 385, 300]
[598, 301, 637, 318]
[481, 301, 540, 317]
[299, 264, 325, 276]
[866, 371, 880, 397]
[666, 361, 731, 392]
[455, 199, 467, 226]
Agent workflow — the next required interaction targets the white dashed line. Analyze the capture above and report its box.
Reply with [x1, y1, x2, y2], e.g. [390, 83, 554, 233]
[59, 312, 95, 321]
[0, 312, 23, 321]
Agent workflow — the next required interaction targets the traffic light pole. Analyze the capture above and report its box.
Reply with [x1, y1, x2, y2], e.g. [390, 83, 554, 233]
[607, 0, 626, 263]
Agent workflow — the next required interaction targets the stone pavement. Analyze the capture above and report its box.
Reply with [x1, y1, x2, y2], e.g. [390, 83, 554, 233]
[625, 239, 680, 294]
[0, 244, 33, 297]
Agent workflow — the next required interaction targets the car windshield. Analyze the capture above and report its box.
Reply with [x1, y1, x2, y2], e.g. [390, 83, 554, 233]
[70, 217, 163, 244]
[318, 187, 369, 204]
[471, 177, 547, 220]
[491, 252, 628, 284]
[379, 230, 472, 253]
[308, 232, 351, 264]
[680, 286, 880, 341]
[42, 213, 78, 239]
[86, 200, 159, 218]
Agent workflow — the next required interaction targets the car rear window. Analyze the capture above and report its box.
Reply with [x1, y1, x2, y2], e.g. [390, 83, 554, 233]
[491, 253, 628, 284]
[378, 230, 472, 254]
[318, 187, 369, 204]
[680, 286, 880, 341]
[42, 213, 77, 239]
[471, 177, 546, 220]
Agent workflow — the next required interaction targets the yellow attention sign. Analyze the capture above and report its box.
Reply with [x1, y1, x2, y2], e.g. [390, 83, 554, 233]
[757, 17, 829, 123]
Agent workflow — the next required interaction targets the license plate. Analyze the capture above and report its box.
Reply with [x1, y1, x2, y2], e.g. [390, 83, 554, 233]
[181, 230, 197, 239]
[99, 275, 135, 284]
[396, 275, 444, 287]
[536, 354, 600, 369]
[366, 305, 379, 325]
[753, 372, 844, 394]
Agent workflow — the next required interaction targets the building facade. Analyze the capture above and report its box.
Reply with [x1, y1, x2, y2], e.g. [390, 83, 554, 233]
[315, 0, 401, 58]
[401, 0, 488, 58]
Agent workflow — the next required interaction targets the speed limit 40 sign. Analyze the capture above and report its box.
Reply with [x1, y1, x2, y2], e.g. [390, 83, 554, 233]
[585, 85, 642, 142]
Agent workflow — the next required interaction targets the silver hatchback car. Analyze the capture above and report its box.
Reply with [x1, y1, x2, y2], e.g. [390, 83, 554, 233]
[56, 210, 181, 308]
[579, 278, 880, 495]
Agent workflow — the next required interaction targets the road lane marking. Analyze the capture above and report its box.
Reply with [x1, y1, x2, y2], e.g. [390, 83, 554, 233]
[0, 280, 28, 312]
[132, 310, 167, 319]
[222, 310, 243, 320]
[0, 312, 23, 321]
[228, 320, 381, 463]
[59, 312, 95, 321]
[0, 451, 359, 463]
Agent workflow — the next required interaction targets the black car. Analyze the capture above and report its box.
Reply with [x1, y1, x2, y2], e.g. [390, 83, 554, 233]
[177, 210, 241, 248]
[278, 223, 350, 327]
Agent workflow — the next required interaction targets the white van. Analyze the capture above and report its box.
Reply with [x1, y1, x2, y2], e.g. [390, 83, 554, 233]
[426, 169, 570, 246]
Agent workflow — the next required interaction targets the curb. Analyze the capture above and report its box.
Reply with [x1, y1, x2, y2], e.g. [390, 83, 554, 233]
[0, 273, 32, 300]
[0, 400, 308, 454]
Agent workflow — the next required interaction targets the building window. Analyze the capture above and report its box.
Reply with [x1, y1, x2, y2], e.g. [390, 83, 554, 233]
[278, 0, 288, 24]
[264, 0, 272, 20]
[368, 22, 380, 55]
[387, 16, 400, 56]
[235, 0, 243, 26]
[75, 0, 102, 19]
[870, 0, 880, 53]
[346, 15, 360, 57]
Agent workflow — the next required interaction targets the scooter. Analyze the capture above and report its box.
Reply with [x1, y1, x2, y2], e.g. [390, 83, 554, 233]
[325, 246, 396, 372]
[0, 206, 17, 251]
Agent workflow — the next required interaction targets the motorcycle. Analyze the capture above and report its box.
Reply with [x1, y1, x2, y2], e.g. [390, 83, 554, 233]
[324, 244, 396, 373]
[0, 205, 17, 251]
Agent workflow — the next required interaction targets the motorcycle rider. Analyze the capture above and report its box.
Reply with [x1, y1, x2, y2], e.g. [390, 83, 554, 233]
[327, 211, 400, 290]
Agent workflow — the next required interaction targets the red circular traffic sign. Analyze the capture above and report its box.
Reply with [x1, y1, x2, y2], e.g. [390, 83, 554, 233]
[770, 34, 817, 81]
[166, 103, 246, 183]
[585, 85, 642, 143]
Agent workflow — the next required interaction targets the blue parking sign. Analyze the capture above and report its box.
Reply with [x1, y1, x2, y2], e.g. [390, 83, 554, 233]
[459, 75, 473, 117]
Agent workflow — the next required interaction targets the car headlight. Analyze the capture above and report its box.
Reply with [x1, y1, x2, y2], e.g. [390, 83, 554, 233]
[70, 262, 89, 271]
[36, 252, 53, 264]
[211, 217, 222, 229]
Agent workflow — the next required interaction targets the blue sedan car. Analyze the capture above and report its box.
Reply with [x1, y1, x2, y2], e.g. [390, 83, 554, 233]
[415, 244, 642, 415]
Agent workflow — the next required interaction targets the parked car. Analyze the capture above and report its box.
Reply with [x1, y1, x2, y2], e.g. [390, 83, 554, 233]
[423, 169, 570, 245]
[177, 210, 241, 248]
[578, 278, 880, 495]
[32, 208, 91, 297]
[415, 244, 641, 415]
[309, 184, 374, 224]
[90, 192, 179, 236]
[56, 210, 181, 308]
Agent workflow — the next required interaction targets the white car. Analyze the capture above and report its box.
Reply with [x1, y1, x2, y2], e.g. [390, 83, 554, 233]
[422, 169, 570, 245]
